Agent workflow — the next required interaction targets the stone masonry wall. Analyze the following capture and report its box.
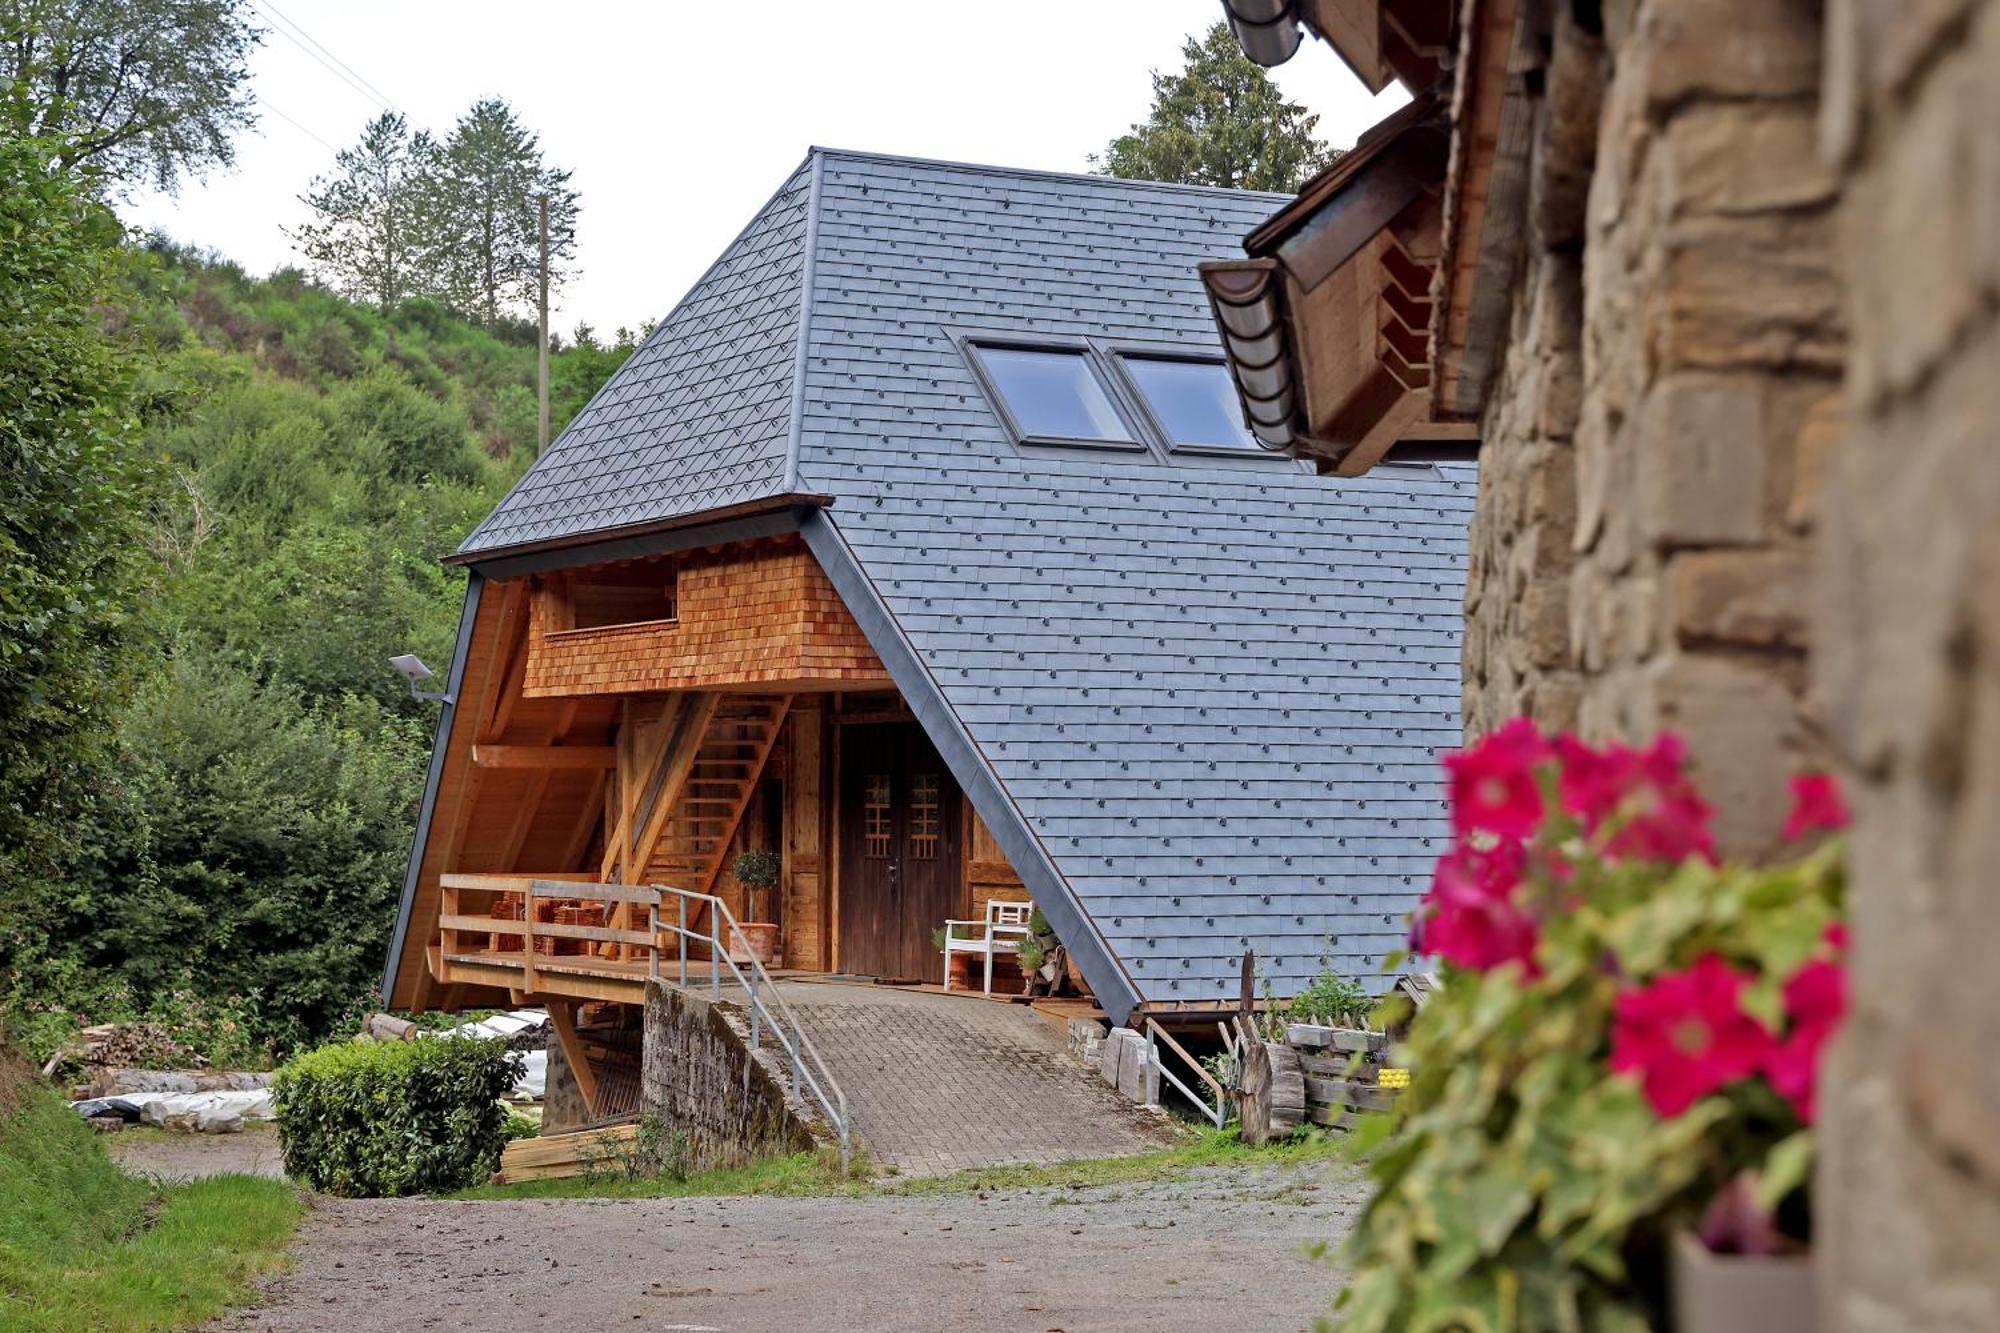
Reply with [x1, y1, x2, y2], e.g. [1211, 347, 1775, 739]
[1815, 1, 2000, 1326]
[640, 981, 819, 1172]
[1463, 0, 1841, 857]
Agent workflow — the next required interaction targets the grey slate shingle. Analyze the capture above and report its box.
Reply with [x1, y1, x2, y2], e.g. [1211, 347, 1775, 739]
[451, 148, 1474, 1006]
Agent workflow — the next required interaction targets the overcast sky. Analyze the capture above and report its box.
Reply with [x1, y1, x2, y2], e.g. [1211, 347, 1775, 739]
[122, 0, 1405, 336]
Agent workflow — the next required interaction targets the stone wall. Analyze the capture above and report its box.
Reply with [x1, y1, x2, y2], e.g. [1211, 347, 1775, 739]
[1462, 0, 1840, 856]
[1815, 0, 2000, 1326]
[640, 981, 820, 1171]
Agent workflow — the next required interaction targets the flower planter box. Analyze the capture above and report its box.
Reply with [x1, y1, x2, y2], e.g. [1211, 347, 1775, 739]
[1671, 1231, 1814, 1333]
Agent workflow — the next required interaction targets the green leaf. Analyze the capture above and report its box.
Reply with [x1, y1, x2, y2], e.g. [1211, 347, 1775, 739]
[1756, 1130, 1815, 1212]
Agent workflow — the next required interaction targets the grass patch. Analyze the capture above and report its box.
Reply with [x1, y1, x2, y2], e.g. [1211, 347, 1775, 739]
[454, 1125, 1349, 1202]
[882, 1125, 1349, 1196]
[0, 1051, 300, 1331]
[450, 1144, 875, 1201]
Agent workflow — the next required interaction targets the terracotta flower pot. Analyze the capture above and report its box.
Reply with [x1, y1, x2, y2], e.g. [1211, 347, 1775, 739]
[1671, 1230, 1814, 1333]
[730, 922, 780, 966]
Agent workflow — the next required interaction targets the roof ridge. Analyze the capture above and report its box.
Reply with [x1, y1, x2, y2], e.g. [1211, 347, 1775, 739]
[807, 144, 1297, 201]
[781, 151, 826, 494]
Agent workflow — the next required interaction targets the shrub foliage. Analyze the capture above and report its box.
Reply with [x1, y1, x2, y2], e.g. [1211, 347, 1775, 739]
[273, 1037, 522, 1197]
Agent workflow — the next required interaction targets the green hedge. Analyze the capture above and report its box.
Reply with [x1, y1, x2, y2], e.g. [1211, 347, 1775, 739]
[272, 1036, 522, 1197]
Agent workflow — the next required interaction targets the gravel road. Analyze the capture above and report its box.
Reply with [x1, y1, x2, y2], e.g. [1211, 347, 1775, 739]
[212, 1158, 1368, 1332]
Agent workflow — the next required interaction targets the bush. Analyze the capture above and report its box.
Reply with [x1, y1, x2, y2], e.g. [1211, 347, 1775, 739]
[273, 1036, 522, 1197]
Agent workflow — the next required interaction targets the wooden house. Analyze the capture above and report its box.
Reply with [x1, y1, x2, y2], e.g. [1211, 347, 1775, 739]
[382, 149, 1473, 1040]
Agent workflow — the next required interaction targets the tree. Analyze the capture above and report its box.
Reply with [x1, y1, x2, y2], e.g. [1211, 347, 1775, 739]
[0, 0, 260, 192]
[1094, 22, 1335, 193]
[427, 97, 578, 329]
[291, 110, 437, 312]
[0, 133, 155, 888]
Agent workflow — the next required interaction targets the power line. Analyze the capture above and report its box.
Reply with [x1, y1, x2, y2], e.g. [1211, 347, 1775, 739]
[252, 93, 340, 154]
[250, 0, 403, 118]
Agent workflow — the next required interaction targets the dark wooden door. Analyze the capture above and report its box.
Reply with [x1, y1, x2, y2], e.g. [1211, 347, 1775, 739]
[838, 722, 962, 982]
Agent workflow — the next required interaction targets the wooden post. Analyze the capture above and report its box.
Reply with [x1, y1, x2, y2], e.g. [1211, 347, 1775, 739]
[1235, 947, 1274, 1144]
[548, 999, 598, 1119]
[536, 192, 550, 454]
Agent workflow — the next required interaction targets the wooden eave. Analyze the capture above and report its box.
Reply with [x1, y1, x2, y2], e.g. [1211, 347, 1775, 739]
[1431, 0, 1536, 418]
[1203, 91, 1478, 475]
[444, 492, 836, 571]
[1294, 0, 1452, 91]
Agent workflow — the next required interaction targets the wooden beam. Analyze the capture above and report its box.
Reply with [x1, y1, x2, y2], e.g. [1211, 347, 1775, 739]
[628, 692, 723, 875]
[560, 770, 608, 870]
[472, 744, 618, 770]
[548, 999, 599, 1118]
[479, 580, 532, 744]
[1336, 388, 1431, 477]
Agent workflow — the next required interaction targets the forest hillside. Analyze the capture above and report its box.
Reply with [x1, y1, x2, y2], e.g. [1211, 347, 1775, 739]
[2, 237, 640, 1060]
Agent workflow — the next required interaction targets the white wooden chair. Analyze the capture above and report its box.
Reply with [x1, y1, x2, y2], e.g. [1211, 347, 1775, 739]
[941, 900, 1035, 994]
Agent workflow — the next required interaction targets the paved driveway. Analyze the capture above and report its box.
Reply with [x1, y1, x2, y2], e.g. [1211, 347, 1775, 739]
[779, 982, 1174, 1174]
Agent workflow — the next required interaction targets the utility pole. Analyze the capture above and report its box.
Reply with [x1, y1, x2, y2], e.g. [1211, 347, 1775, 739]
[537, 192, 551, 454]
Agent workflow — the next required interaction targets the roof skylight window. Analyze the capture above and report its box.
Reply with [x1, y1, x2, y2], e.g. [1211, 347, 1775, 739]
[970, 345, 1137, 446]
[1120, 355, 1262, 452]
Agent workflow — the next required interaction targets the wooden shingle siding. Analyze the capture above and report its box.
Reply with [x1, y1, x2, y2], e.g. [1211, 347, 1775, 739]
[523, 536, 889, 697]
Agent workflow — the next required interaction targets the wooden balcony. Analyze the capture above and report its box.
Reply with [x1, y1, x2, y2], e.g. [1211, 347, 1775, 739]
[432, 873, 668, 1005]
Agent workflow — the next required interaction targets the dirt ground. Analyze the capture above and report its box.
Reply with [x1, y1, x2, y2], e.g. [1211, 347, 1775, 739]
[106, 1121, 286, 1182]
[209, 1156, 1368, 1332]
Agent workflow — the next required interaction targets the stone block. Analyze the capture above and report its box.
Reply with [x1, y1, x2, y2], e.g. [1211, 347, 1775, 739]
[1636, 375, 1771, 548]
[1651, 213, 1844, 374]
[1787, 391, 1845, 531]
[1098, 1025, 1137, 1087]
[1650, 653, 1800, 858]
[1844, 50, 1985, 406]
[1631, 0, 1823, 111]
[1115, 1030, 1151, 1104]
[1666, 548, 1811, 649]
[1661, 103, 1837, 217]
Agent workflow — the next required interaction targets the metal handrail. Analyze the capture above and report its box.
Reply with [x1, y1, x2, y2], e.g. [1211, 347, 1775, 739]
[645, 883, 851, 1168]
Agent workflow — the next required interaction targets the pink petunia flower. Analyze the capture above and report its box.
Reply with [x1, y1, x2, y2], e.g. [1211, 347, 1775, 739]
[1763, 956, 1847, 1123]
[1784, 773, 1851, 841]
[1444, 719, 1551, 841]
[1611, 954, 1774, 1117]
[1555, 732, 1716, 866]
[1413, 840, 1538, 973]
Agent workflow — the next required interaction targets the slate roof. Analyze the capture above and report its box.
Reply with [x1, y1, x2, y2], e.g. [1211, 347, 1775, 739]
[459, 162, 814, 554]
[446, 148, 1474, 1014]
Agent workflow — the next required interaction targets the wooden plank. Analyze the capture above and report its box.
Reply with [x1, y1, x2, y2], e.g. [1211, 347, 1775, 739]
[437, 914, 653, 948]
[441, 872, 600, 892]
[472, 745, 618, 770]
[548, 1000, 599, 1118]
[1304, 1075, 1400, 1113]
[434, 958, 647, 1006]
[530, 879, 657, 904]
[495, 1123, 640, 1184]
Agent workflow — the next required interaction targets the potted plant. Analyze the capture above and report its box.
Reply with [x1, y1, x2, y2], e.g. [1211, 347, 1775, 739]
[933, 923, 978, 989]
[728, 849, 782, 965]
[1335, 722, 1849, 1332]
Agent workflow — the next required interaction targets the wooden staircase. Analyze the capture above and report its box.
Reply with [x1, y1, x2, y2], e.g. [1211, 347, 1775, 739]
[645, 694, 792, 895]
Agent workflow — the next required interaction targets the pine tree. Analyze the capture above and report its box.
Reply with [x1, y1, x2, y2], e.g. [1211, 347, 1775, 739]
[427, 97, 579, 329]
[1094, 22, 1335, 193]
[290, 111, 437, 312]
